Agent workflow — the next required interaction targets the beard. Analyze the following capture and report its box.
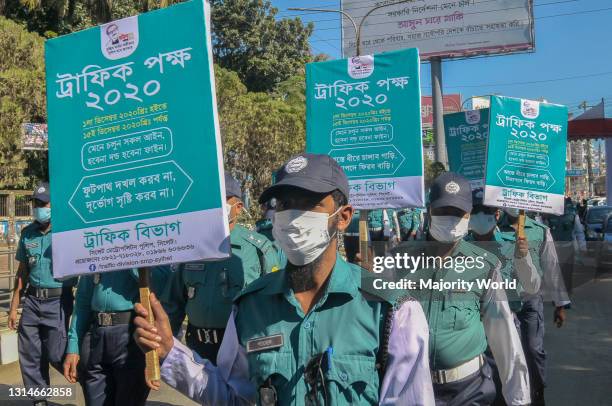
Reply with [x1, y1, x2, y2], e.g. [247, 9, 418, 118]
[286, 216, 338, 293]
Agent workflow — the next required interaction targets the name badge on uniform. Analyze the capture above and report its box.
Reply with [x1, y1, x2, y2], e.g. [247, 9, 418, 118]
[187, 286, 196, 299]
[246, 334, 284, 353]
[25, 242, 39, 249]
[184, 263, 205, 271]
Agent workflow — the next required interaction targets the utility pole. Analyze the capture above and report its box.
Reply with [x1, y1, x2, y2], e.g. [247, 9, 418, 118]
[431, 57, 447, 167]
[579, 101, 595, 196]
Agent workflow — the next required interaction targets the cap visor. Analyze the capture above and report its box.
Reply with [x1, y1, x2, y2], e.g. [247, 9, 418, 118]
[259, 177, 338, 204]
[430, 198, 472, 213]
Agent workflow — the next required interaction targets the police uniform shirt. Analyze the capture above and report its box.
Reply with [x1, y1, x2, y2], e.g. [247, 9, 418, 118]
[16, 222, 75, 288]
[162, 224, 280, 333]
[66, 267, 170, 354]
[499, 217, 571, 307]
[158, 255, 435, 405]
[393, 240, 531, 405]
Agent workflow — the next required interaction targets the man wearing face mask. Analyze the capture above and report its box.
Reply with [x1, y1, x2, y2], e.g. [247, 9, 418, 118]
[390, 173, 531, 406]
[8, 182, 77, 406]
[468, 189, 541, 406]
[133, 153, 435, 405]
[160, 173, 280, 365]
[498, 207, 571, 406]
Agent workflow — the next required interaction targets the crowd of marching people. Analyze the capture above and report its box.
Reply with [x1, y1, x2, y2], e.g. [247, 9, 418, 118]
[8, 153, 581, 406]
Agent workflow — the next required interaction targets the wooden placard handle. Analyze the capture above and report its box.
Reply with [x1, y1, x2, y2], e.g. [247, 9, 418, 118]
[359, 209, 370, 266]
[138, 268, 160, 382]
[517, 209, 526, 240]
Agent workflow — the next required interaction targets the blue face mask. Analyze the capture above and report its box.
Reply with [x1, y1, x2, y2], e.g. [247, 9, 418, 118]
[34, 207, 51, 224]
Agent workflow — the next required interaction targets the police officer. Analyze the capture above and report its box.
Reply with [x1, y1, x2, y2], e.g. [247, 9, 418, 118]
[542, 200, 585, 294]
[342, 208, 361, 263]
[468, 189, 541, 405]
[161, 174, 280, 364]
[397, 207, 422, 241]
[7, 182, 76, 406]
[498, 208, 571, 405]
[368, 208, 400, 256]
[62, 267, 169, 406]
[392, 173, 531, 405]
[133, 153, 435, 405]
[256, 197, 287, 269]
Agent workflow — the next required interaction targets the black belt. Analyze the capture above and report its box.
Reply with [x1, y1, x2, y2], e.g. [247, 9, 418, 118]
[187, 324, 223, 344]
[93, 311, 133, 327]
[26, 286, 64, 299]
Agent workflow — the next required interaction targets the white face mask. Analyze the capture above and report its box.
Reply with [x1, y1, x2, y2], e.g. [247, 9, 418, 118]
[226, 202, 238, 224]
[272, 208, 341, 266]
[429, 215, 469, 242]
[469, 212, 497, 236]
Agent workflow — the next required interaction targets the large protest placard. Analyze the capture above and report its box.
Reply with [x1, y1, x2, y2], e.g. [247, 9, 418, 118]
[444, 109, 489, 190]
[45, 0, 229, 278]
[341, 0, 535, 60]
[483, 96, 568, 215]
[306, 48, 424, 209]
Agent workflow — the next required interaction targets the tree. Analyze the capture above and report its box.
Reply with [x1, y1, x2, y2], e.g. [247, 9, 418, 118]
[0, 17, 47, 188]
[215, 67, 305, 204]
[211, 0, 313, 92]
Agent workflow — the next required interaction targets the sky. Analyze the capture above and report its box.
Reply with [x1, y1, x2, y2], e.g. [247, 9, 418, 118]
[272, 0, 612, 117]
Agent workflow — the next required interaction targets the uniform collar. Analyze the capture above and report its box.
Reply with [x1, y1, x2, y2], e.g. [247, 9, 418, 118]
[230, 223, 248, 239]
[261, 253, 359, 299]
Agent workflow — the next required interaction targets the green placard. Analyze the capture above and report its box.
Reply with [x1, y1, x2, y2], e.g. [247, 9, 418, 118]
[483, 96, 568, 215]
[444, 109, 489, 190]
[45, 0, 230, 277]
[306, 48, 424, 209]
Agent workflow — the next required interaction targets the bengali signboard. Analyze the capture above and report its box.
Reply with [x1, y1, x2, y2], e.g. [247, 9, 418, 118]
[566, 168, 585, 177]
[45, 0, 229, 277]
[341, 0, 534, 60]
[21, 123, 48, 150]
[444, 109, 489, 189]
[422, 94, 461, 126]
[306, 48, 424, 209]
[483, 96, 568, 215]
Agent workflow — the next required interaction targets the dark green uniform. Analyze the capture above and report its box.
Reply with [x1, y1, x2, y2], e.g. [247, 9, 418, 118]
[67, 268, 170, 406]
[234, 255, 389, 405]
[162, 224, 280, 363]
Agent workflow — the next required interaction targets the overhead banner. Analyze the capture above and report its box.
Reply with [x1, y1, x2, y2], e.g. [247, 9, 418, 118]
[444, 109, 489, 190]
[341, 0, 534, 60]
[483, 96, 568, 215]
[422, 94, 461, 126]
[306, 48, 424, 209]
[45, 0, 229, 278]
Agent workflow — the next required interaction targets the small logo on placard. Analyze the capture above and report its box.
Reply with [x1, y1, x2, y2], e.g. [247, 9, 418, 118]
[520, 99, 540, 119]
[465, 110, 481, 125]
[101, 16, 139, 60]
[348, 55, 374, 79]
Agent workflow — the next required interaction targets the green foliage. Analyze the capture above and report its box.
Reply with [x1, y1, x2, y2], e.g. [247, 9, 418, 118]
[0, 17, 47, 188]
[210, 0, 313, 92]
[424, 157, 447, 189]
[216, 67, 305, 203]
